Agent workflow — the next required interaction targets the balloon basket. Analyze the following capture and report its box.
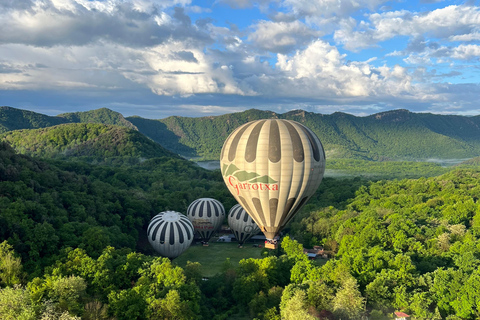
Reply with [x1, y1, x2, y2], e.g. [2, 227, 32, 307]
[265, 242, 277, 250]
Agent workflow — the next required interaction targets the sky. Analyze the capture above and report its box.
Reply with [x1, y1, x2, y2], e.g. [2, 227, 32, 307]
[0, 0, 479, 119]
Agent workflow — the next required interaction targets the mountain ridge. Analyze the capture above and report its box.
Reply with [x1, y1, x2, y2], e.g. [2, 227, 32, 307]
[0, 122, 179, 162]
[2, 106, 480, 161]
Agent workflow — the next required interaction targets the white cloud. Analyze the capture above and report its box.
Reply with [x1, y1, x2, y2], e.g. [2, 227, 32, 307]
[282, 0, 388, 20]
[0, 43, 144, 90]
[216, 0, 274, 10]
[262, 40, 420, 99]
[248, 20, 322, 53]
[452, 44, 480, 60]
[0, 0, 479, 118]
[403, 43, 480, 66]
[450, 31, 480, 41]
[0, 0, 211, 47]
[335, 5, 480, 51]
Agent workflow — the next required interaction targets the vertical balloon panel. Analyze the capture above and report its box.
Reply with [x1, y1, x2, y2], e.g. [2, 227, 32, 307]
[220, 119, 325, 247]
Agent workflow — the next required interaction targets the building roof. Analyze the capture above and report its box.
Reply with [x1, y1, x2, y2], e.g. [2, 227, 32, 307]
[395, 312, 410, 317]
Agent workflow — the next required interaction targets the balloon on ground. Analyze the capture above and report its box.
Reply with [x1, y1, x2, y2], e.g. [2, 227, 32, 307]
[147, 211, 194, 258]
[186, 198, 225, 244]
[228, 204, 261, 246]
[220, 119, 325, 249]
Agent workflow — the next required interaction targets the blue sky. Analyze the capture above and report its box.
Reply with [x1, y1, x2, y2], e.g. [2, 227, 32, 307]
[0, 0, 479, 119]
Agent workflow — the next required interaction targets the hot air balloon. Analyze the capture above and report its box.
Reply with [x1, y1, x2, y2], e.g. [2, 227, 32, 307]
[228, 204, 261, 246]
[220, 119, 325, 249]
[186, 198, 225, 244]
[147, 211, 194, 258]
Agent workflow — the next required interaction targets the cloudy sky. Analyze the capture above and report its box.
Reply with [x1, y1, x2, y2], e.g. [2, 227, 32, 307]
[0, 0, 479, 119]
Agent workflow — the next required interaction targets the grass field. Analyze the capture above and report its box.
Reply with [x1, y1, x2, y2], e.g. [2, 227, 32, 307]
[173, 241, 265, 277]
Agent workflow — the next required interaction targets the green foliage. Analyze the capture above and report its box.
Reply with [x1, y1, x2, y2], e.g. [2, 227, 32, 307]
[332, 276, 365, 319]
[5, 106, 480, 161]
[327, 158, 450, 179]
[129, 108, 480, 161]
[280, 236, 307, 263]
[57, 108, 136, 130]
[0, 241, 24, 287]
[0, 141, 234, 275]
[0, 123, 177, 163]
[0, 285, 36, 320]
[0, 106, 68, 133]
[280, 288, 317, 320]
[5, 108, 480, 319]
[293, 168, 480, 319]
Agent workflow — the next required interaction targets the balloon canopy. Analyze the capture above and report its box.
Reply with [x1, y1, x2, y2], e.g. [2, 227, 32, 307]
[228, 204, 261, 245]
[147, 211, 194, 258]
[186, 198, 225, 243]
[220, 119, 325, 248]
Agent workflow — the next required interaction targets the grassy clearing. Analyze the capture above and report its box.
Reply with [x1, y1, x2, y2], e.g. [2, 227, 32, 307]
[173, 241, 265, 277]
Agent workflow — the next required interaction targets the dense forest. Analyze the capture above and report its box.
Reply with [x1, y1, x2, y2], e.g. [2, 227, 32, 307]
[0, 123, 178, 163]
[2, 105, 480, 319]
[4, 106, 480, 161]
[2, 137, 480, 319]
[135, 109, 480, 161]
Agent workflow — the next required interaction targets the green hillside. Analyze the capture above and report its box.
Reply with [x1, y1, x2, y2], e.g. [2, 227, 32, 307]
[0, 123, 178, 161]
[0, 106, 68, 133]
[58, 107, 137, 130]
[127, 109, 275, 158]
[128, 108, 480, 161]
[3, 137, 480, 319]
[458, 156, 480, 166]
[3, 106, 480, 161]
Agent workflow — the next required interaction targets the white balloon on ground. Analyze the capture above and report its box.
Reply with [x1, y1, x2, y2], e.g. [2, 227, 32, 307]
[186, 198, 225, 243]
[147, 211, 194, 258]
[228, 204, 260, 245]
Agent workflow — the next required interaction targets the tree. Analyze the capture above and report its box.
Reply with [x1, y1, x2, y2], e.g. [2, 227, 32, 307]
[0, 241, 24, 287]
[149, 289, 197, 320]
[108, 288, 147, 320]
[49, 275, 87, 316]
[281, 236, 307, 263]
[332, 276, 365, 320]
[280, 290, 316, 320]
[0, 285, 36, 320]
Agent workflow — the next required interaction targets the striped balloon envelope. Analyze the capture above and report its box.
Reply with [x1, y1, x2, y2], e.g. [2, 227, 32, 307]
[220, 119, 325, 249]
[147, 211, 194, 258]
[186, 198, 225, 243]
[228, 204, 261, 245]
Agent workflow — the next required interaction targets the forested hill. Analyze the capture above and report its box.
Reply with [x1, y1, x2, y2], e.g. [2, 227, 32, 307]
[3, 106, 480, 161]
[129, 108, 480, 160]
[58, 108, 137, 130]
[0, 106, 69, 132]
[458, 156, 480, 166]
[0, 123, 179, 162]
[0, 106, 136, 133]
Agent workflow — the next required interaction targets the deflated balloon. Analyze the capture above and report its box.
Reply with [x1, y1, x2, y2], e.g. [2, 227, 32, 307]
[186, 198, 225, 243]
[228, 204, 261, 245]
[147, 211, 194, 258]
[220, 119, 325, 247]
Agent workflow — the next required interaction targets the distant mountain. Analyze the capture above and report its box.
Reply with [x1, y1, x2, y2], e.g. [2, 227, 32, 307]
[128, 108, 480, 161]
[458, 156, 480, 166]
[128, 109, 284, 159]
[0, 106, 137, 134]
[0, 106, 69, 133]
[58, 108, 137, 130]
[2, 106, 480, 161]
[0, 123, 178, 161]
